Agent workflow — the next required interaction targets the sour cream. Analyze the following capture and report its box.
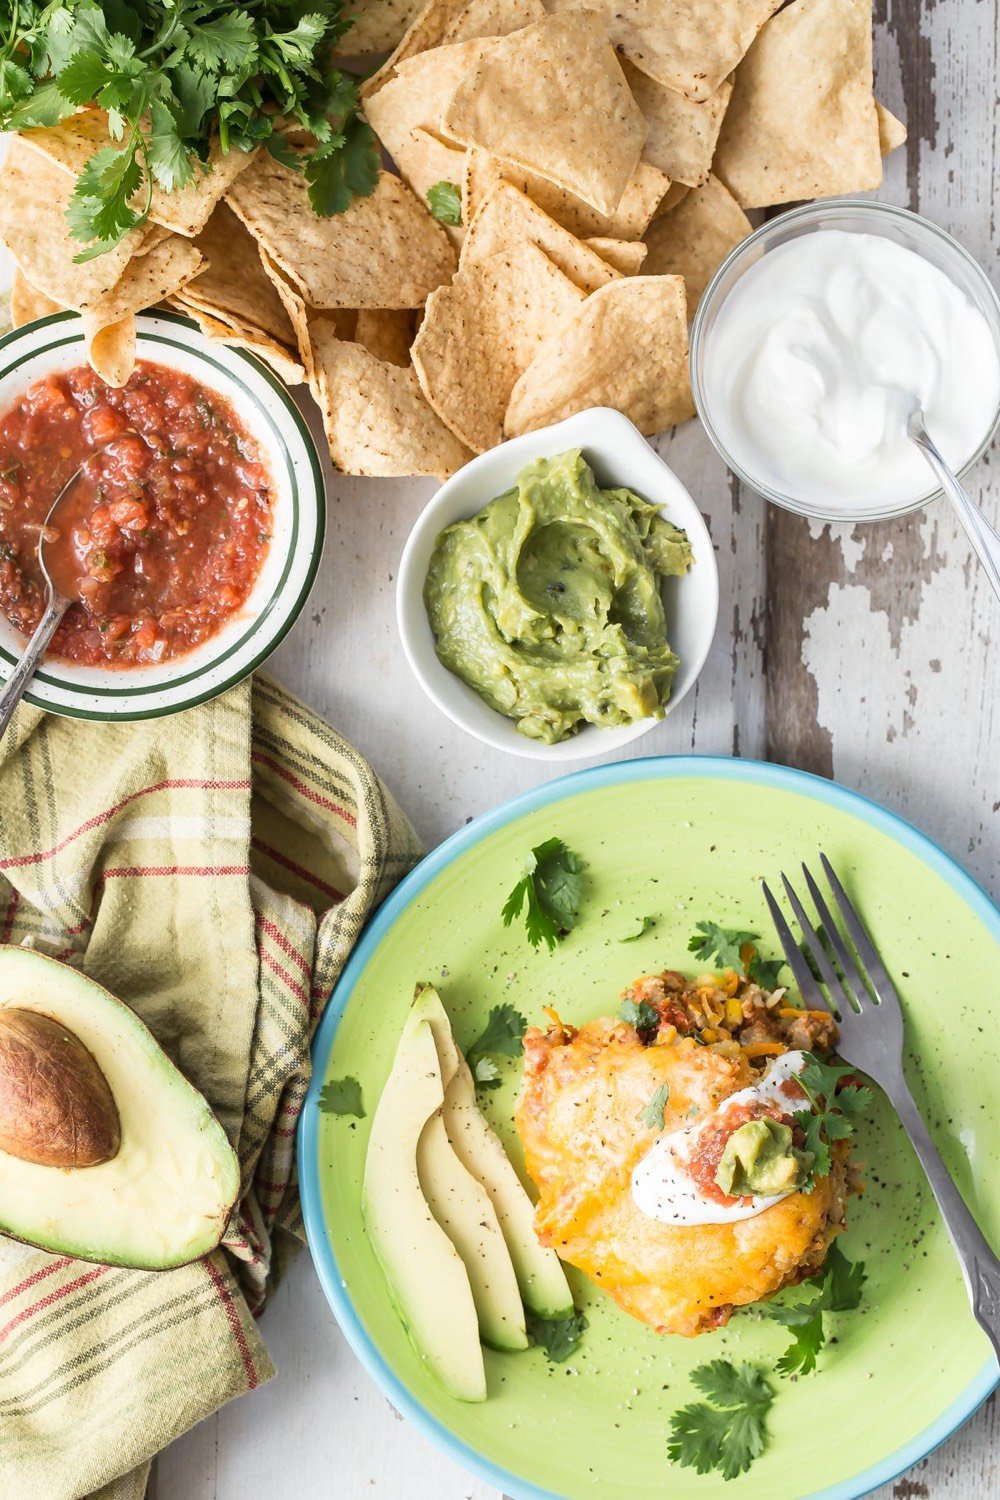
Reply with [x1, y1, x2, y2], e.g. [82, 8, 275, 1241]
[631, 1051, 810, 1227]
[702, 230, 1000, 515]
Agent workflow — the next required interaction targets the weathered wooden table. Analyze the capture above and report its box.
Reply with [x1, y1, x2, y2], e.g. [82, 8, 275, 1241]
[155, 7, 998, 1496]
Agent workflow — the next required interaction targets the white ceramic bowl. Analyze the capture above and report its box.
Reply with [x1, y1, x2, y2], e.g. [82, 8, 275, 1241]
[396, 408, 719, 762]
[0, 309, 325, 720]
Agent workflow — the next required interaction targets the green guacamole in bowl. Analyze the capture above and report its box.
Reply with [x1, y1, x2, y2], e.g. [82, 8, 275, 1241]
[423, 450, 692, 745]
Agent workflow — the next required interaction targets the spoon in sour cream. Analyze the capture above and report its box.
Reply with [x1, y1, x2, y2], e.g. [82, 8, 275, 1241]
[905, 406, 1000, 602]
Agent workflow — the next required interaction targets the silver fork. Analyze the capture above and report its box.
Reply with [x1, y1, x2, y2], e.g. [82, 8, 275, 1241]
[762, 852, 1000, 1367]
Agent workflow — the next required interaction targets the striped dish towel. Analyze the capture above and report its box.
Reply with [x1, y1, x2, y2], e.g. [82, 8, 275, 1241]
[0, 673, 422, 1500]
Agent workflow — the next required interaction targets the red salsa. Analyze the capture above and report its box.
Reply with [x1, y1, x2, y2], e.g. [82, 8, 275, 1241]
[0, 362, 274, 667]
[687, 1098, 803, 1206]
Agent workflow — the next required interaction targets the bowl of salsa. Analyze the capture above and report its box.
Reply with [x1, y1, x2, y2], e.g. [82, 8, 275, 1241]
[0, 310, 324, 720]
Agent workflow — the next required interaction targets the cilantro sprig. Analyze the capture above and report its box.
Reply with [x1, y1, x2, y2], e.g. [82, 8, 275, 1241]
[668, 1360, 775, 1482]
[466, 1002, 527, 1090]
[526, 1308, 587, 1362]
[318, 1075, 365, 1119]
[688, 920, 785, 989]
[501, 837, 583, 951]
[636, 1081, 669, 1131]
[768, 1242, 867, 1375]
[0, 1, 380, 257]
[793, 1054, 872, 1181]
[426, 179, 461, 225]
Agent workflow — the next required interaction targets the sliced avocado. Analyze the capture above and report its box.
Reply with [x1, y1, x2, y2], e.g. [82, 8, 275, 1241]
[0, 945, 239, 1269]
[362, 1017, 487, 1401]
[413, 984, 573, 1320]
[405, 993, 527, 1352]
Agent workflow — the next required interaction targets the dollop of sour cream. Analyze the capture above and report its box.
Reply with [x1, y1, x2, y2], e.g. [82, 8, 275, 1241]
[703, 231, 1000, 515]
[631, 1051, 810, 1227]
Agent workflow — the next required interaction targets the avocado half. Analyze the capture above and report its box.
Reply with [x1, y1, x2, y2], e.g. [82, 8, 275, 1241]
[0, 945, 240, 1269]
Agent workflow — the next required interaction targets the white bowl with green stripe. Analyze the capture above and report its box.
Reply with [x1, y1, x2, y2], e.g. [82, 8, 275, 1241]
[0, 309, 325, 721]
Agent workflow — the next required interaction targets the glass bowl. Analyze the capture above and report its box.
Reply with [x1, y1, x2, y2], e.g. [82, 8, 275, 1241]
[689, 199, 1000, 523]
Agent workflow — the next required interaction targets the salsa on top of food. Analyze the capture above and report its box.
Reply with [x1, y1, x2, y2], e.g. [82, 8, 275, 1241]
[0, 362, 274, 668]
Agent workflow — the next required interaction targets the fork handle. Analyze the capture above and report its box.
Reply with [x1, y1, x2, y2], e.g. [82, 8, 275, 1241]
[888, 1074, 1000, 1367]
[0, 594, 68, 744]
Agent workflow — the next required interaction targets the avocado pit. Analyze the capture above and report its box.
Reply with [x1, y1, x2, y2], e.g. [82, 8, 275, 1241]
[0, 1006, 121, 1168]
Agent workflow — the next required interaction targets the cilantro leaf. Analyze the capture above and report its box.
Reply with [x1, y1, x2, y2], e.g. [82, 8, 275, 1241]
[669, 1361, 774, 1481]
[688, 920, 786, 988]
[793, 1054, 873, 1182]
[526, 1309, 587, 1362]
[183, 12, 258, 72]
[426, 180, 462, 225]
[619, 997, 659, 1034]
[304, 115, 380, 217]
[466, 1003, 528, 1089]
[148, 100, 195, 192]
[636, 1081, 669, 1131]
[318, 1076, 365, 1119]
[769, 1243, 866, 1374]
[621, 915, 656, 943]
[688, 920, 757, 972]
[501, 838, 584, 951]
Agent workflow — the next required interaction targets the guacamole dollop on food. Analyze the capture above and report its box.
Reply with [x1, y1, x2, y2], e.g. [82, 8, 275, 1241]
[423, 450, 693, 744]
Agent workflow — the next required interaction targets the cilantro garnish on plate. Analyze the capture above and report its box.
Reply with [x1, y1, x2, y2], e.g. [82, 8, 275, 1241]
[636, 1081, 669, 1131]
[688, 920, 786, 989]
[526, 1308, 587, 1362]
[794, 1054, 873, 1181]
[621, 915, 656, 943]
[426, 180, 462, 225]
[668, 1360, 775, 1481]
[318, 1076, 365, 1119]
[0, 1, 380, 258]
[466, 1002, 528, 1090]
[501, 837, 583, 951]
[618, 997, 659, 1034]
[769, 1242, 867, 1375]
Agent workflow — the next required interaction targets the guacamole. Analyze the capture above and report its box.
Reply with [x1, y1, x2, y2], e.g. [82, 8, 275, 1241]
[423, 450, 692, 744]
[715, 1117, 814, 1199]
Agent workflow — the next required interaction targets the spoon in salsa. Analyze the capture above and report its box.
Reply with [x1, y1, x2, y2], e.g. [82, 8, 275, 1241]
[0, 446, 117, 742]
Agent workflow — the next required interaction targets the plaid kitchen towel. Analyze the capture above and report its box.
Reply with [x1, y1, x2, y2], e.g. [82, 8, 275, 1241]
[0, 673, 422, 1500]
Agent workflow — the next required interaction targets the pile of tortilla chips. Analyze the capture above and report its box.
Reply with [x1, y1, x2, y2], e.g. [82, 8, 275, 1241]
[0, 0, 904, 481]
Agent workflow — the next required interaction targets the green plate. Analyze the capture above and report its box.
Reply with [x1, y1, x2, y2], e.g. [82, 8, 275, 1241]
[299, 757, 1000, 1499]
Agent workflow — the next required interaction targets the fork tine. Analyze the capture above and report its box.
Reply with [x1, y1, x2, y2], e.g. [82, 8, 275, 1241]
[800, 863, 869, 1012]
[760, 879, 826, 1008]
[819, 853, 901, 1006]
[780, 872, 854, 1021]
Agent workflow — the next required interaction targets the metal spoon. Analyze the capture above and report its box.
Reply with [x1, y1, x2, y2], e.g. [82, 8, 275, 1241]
[907, 408, 1000, 603]
[0, 452, 105, 741]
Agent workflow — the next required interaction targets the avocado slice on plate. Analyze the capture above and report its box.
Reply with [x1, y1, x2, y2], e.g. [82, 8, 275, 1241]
[413, 984, 574, 1321]
[0, 945, 240, 1269]
[362, 1016, 487, 1401]
[405, 989, 528, 1352]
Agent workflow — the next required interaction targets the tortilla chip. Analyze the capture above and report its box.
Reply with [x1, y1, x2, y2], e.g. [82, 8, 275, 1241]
[19, 112, 255, 237]
[168, 295, 305, 385]
[183, 203, 296, 345]
[354, 310, 418, 367]
[442, 14, 647, 217]
[364, 41, 484, 166]
[876, 99, 907, 156]
[623, 61, 732, 186]
[412, 241, 585, 451]
[334, 0, 424, 54]
[256, 251, 319, 385]
[442, 0, 546, 42]
[0, 140, 154, 311]
[310, 318, 471, 478]
[585, 238, 648, 275]
[82, 236, 206, 328]
[10, 270, 62, 329]
[505, 275, 694, 438]
[656, 181, 691, 216]
[462, 181, 618, 292]
[713, 0, 883, 207]
[641, 174, 751, 309]
[82, 313, 136, 390]
[543, 0, 782, 101]
[226, 156, 456, 310]
[361, 0, 473, 96]
[369, 125, 466, 249]
[463, 147, 669, 239]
